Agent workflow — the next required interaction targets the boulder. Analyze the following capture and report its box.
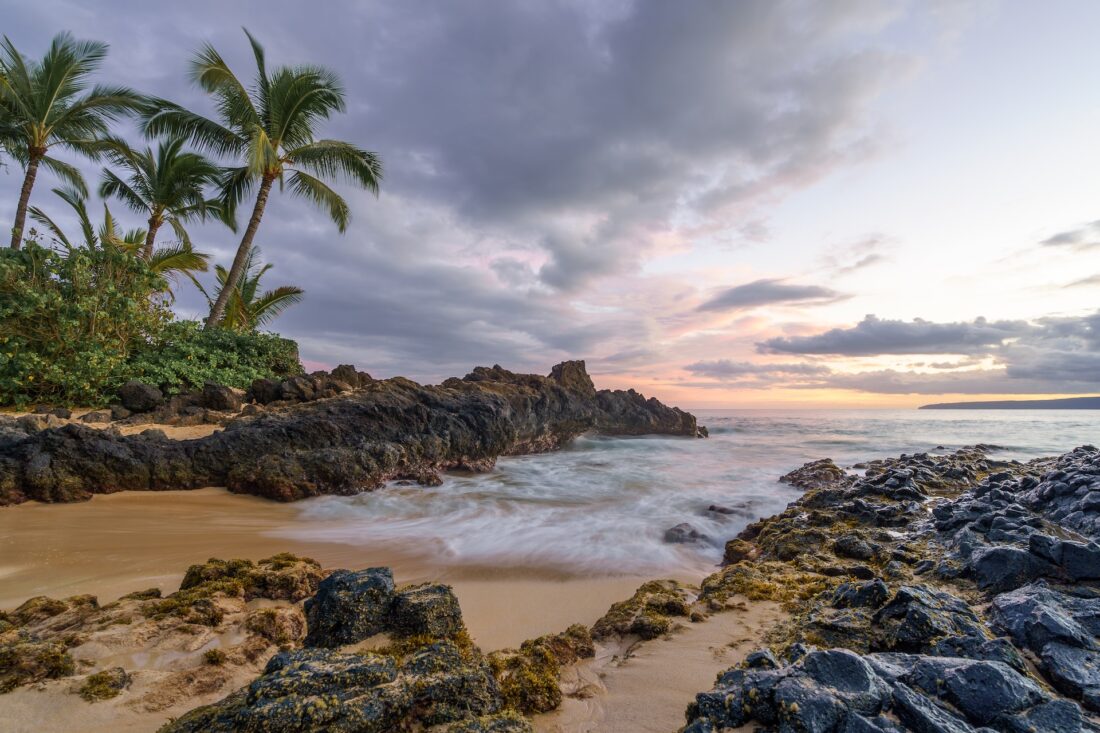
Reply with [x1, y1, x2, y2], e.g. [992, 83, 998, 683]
[117, 381, 163, 413]
[201, 383, 243, 412]
[834, 533, 876, 561]
[303, 568, 395, 648]
[249, 378, 282, 405]
[389, 583, 464, 638]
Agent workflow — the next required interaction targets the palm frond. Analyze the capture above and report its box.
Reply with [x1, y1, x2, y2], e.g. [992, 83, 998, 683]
[286, 169, 349, 231]
[39, 155, 88, 196]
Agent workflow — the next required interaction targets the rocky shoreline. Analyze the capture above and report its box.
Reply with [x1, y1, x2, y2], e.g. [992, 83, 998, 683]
[3, 443, 1098, 731]
[685, 444, 1100, 732]
[0, 360, 702, 505]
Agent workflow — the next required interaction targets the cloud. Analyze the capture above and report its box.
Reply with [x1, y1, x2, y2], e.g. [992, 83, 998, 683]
[759, 314, 1031, 355]
[822, 234, 894, 275]
[684, 360, 830, 379]
[798, 368, 1100, 395]
[0, 1, 980, 391]
[1039, 220, 1100, 250]
[698, 278, 846, 312]
[1068, 274, 1100, 288]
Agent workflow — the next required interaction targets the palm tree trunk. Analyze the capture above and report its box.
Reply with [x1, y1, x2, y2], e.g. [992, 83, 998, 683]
[144, 217, 162, 261]
[10, 150, 44, 250]
[205, 174, 275, 329]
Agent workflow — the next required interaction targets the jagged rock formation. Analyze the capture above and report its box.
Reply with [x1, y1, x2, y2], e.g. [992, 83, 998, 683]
[686, 445, 1100, 732]
[0, 360, 701, 505]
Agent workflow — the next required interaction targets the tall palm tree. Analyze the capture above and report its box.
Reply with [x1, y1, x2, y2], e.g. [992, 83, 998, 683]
[98, 136, 228, 260]
[28, 186, 210, 298]
[197, 247, 303, 331]
[0, 32, 144, 249]
[143, 29, 381, 328]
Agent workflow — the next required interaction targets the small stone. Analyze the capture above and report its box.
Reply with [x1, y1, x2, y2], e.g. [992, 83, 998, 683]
[664, 522, 709, 544]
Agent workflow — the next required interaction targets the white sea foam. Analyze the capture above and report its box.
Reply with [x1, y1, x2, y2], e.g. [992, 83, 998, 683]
[273, 409, 1100, 576]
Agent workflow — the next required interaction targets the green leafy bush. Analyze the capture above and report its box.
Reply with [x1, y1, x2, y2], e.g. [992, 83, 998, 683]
[125, 320, 302, 394]
[0, 242, 303, 407]
[0, 242, 170, 406]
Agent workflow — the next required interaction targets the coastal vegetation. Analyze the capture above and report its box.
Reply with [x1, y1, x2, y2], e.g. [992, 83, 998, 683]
[0, 29, 382, 406]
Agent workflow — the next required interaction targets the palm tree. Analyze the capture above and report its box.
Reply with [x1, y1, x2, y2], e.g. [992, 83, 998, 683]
[28, 186, 209, 298]
[0, 32, 144, 249]
[98, 136, 228, 260]
[197, 247, 303, 331]
[143, 29, 381, 328]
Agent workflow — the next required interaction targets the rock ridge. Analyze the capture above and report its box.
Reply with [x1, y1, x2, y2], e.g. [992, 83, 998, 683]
[0, 360, 702, 505]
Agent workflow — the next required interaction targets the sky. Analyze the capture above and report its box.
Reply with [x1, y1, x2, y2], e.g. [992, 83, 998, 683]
[2, 0, 1099, 408]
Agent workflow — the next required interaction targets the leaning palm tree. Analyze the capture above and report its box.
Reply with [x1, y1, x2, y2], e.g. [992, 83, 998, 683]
[28, 186, 209, 298]
[143, 29, 381, 328]
[98, 136, 228, 260]
[0, 32, 144, 249]
[197, 247, 303, 331]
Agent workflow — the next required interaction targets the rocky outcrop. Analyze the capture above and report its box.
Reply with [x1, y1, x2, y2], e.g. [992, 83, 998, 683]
[685, 445, 1100, 732]
[0, 360, 701, 505]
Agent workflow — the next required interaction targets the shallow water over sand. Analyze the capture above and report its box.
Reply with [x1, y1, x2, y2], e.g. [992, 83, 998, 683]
[273, 408, 1100, 575]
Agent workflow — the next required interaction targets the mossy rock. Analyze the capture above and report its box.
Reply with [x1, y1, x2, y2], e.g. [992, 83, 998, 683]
[78, 667, 131, 702]
[11, 596, 69, 625]
[245, 607, 306, 646]
[390, 582, 464, 638]
[0, 635, 76, 693]
[592, 580, 692, 639]
[144, 553, 322, 626]
[700, 561, 836, 613]
[447, 711, 533, 732]
[488, 624, 594, 714]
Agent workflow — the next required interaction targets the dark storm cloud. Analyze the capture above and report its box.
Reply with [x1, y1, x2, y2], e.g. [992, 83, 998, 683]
[759, 315, 1032, 356]
[698, 279, 845, 312]
[0, 1, 936, 378]
[1040, 220, 1100, 250]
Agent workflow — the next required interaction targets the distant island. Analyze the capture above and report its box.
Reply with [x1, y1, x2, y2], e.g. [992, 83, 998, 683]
[920, 395, 1100, 410]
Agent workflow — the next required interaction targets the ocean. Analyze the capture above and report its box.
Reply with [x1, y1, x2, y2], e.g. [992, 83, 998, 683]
[276, 409, 1100, 578]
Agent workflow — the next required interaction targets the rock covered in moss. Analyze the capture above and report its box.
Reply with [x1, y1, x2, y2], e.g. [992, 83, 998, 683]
[0, 634, 76, 692]
[447, 711, 533, 732]
[592, 579, 692, 640]
[389, 583, 464, 638]
[780, 458, 852, 490]
[78, 667, 131, 702]
[245, 607, 306, 647]
[303, 567, 396, 648]
[488, 624, 594, 714]
[179, 553, 324, 602]
[161, 639, 503, 732]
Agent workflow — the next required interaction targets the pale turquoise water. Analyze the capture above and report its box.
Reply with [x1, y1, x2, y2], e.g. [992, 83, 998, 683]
[277, 410, 1100, 576]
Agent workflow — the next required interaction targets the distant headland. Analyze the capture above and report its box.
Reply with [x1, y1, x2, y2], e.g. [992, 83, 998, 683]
[920, 395, 1100, 410]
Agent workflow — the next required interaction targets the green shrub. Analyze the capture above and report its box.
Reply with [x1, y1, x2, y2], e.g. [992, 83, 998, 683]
[0, 242, 303, 407]
[0, 242, 170, 406]
[125, 320, 302, 394]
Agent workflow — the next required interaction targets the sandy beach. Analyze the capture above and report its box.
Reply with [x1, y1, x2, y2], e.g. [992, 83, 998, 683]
[0, 487, 666, 651]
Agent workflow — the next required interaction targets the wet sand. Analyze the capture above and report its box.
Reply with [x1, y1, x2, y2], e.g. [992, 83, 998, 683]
[535, 600, 785, 733]
[0, 488, 659, 651]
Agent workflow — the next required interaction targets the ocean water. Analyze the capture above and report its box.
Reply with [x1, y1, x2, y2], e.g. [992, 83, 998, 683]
[277, 409, 1100, 578]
